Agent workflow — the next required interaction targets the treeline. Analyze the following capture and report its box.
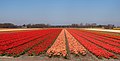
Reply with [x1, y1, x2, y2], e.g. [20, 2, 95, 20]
[50, 23, 115, 29]
[0, 23, 116, 29]
[0, 23, 19, 28]
[25, 24, 50, 28]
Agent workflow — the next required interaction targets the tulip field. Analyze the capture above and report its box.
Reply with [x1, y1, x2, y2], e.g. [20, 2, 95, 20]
[0, 28, 120, 61]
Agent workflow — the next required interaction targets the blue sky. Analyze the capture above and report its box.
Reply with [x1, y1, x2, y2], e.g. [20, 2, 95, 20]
[0, 0, 120, 25]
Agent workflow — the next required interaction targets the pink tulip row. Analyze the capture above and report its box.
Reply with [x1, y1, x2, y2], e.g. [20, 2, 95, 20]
[65, 30, 86, 55]
[46, 29, 67, 57]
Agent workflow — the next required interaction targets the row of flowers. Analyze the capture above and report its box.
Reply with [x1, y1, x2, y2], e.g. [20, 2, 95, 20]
[80, 31, 120, 47]
[0, 29, 61, 57]
[46, 29, 67, 57]
[0, 30, 45, 42]
[0, 30, 54, 51]
[83, 30, 120, 43]
[27, 29, 61, 56]
[75, 30, 120, 54]
[67, 29, 118, 59]
[65, 29, 86, 55]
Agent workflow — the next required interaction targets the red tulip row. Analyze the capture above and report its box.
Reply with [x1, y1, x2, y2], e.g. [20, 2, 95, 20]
[27, 29, 61, 55]
[65, 30, 86, 55]
[0, 30, 51, 45]
[0, 30, 38, 42]
[0, 29, 61, 57]
[81, 30, 120, 44]
[5, 32, 52, 56]
[67, 29, 117, 59]
[46, 29, 67, 57]
[83, 30, 120, 42]
[0, 30, 53, 51]
[77, 30, 120, 47]
[74, 30, 120, 54]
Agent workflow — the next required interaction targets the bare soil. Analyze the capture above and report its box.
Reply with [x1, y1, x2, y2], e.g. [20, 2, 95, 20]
[0, 54, 120, 61]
